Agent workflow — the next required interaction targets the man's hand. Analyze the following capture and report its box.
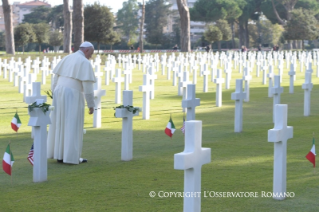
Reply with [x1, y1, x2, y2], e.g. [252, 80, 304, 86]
[89, 107, 94, 114]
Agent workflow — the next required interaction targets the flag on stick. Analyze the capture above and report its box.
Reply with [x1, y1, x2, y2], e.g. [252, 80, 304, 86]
[2, 144, 14, 175]
[165, 116, 176, 137]
[180, 117, 185, 134]
[27, 143, 34, 166]
[306, 137, 316, 167]
[11, 112, 21, 132]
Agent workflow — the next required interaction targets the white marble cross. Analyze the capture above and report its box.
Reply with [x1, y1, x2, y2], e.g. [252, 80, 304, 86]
[271, 75, 283, 123]
[28, 104, 53, 182]
[176, 65, 183, 96]
[93, 68, 106, 128]
[112, 69, 124, 104]
[214, 69, 224, 107]
[243, 67, 252, 102]
[202, 64, 210, 93]
[103, 61, 111, 85]
[268, 104, 293, 200]
[139, 74, 152, 120]
[302, 72, 313, 116]
[149, 65, 158, 99]
[25, 82, 47, 105]
[182, 84, 200, 121]
[180, 71, 191, 112]
[123, 63, 131, 90]
[224, 63, 232, 90]
[231, 79, 246, 132]
[115, 90, 140, 161]
[288, 63, 295, 93]
[267, 66, 274, 97]
[174, 120, 211, 212]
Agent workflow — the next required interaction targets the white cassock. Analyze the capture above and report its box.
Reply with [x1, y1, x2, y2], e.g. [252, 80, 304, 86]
[47, 50, 96, 164]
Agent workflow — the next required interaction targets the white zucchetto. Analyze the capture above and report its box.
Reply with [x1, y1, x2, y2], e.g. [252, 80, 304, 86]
[79, 41, 94, 48]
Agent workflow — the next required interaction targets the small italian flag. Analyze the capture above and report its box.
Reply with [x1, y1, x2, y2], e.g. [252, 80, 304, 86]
[11, 112, 21, 132]
[2, 144, 14, 176]
[306, 138, 316, 167]
[165, 117, 176, 137]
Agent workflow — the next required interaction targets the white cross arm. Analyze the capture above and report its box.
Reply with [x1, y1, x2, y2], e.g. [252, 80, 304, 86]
[302, 83, 313, 90]
[231, 92, 246, 101]
[94, 89, 106, 98]
[174, 148, 211, 170]
[182, 98, 200, 108]
[268, 104, 293, 142]
[115, 108, 139, 118]
[139, 85, 151, 92]
[243, 75, 252, 81]
[213, 78, 225, 84]
[112, 77, 124, 83]
[268, 126, 293, 143]
[288, 71, 295, 76]
[271, 87, 284, 95]
[180, 81, 191, 88]
[267, 73, 274, 78]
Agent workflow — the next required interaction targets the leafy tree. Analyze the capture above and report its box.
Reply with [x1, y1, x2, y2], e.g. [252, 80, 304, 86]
[216, 19, 231, 50]
[84, 3, 115, 52]
[248, 16, 284, 47]
[189, 0, 245, 48]
[32, 23, 50, 53]
[103, 31, 121, 50]
[14, 23, 35, 53]
[117, 0, 139, 43]
[23, 6, 51, 24]
[204, 25, 222, 45]
[49, 30, 63, 52]
[261, 0, 319, 25]
[190, 0, 243, 22]
[144, 0, 171, 45]
[47, 5, 64, 30]
[284, 8, 319, 49]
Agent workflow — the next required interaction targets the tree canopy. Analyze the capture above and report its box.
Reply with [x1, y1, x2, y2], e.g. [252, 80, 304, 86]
[14, 23, 35, 52]
[204, 25, 222, 44]
[32, 23, 50, 52]
[144, 0, 171, 45]
[284, 8, 319, 41]
[190, 0, 243, 22]
[116, 0, 139, 42]
[84, 3, 115, 52]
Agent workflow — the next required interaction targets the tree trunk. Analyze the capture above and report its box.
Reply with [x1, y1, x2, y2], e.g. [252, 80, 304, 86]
[302, 40, 304, 50]
[73, 0, 84, 51]
[176, 0, 191, 52]
[292, 40, 296, 49]
[139, 0, 145, 53]
[39, 44, 41, 53]
[98, 42, 100, 53]
[231, 22, 235, 49]
[288, 40, 292, 50]
[218, 41, 221, 51]
[2, 0, 15, 55]
[239, 23, 245, 47]
[63, 0, 72, 53]
[271, 0, 286, 25]
[245, 21, 249, 48]
[22, 45, 24, 53]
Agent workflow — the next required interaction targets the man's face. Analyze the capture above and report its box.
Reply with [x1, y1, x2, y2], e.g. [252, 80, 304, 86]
[84, 47, 94, 59]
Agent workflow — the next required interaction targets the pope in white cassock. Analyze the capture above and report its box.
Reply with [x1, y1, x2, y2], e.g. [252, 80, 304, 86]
[47, 41, 96, 164]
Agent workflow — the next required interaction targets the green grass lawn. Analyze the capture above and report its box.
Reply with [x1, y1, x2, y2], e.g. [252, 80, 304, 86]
[1, 54, 319, 211]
